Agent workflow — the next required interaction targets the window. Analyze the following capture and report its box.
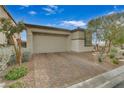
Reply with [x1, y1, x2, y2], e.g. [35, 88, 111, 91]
[84, 31, 92, 46]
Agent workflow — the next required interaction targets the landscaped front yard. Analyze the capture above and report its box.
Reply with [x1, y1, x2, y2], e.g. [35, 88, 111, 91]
[1, 52, 124, 88]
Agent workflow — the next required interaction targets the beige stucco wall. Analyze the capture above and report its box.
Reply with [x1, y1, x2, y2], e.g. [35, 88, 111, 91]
[71, 31, 93, 52]
[0, 6, 9, 18]
[26, 29, 33, 53]
[71, 40, 79, 51]
[0, 6, 16, 45]
[71, 31, 84, 40]
[0, 6, 9, 45]
[71, 40, 93, 52]
[78, 40, 93, 52]
[0, 33, 7, 45]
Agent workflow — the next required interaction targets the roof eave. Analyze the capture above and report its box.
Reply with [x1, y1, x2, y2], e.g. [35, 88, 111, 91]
[24, 23, 72, 32]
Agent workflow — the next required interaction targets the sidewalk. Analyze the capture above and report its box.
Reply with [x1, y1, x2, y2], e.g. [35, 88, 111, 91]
[114, 81, 124, 88]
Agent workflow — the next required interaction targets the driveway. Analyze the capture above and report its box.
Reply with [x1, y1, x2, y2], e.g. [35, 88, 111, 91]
[28, 52, 123, 88]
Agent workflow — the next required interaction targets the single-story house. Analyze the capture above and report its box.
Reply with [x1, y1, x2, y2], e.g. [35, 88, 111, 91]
[25, 24, 93, 54]
[0, 5, 93, 54]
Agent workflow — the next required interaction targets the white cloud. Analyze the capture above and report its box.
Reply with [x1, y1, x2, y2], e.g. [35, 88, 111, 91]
[45, 23, 54, 26]
[61, 20, 86, 27]
[28, 11, 37, 15]
[21, 5, 29, 7]
[43, 7, 55, 15]
[42, 5, 63, 15]
[48, 5, 58, 9]
[19, 5, 29, 9]
[106, 6, 118, 15]
[107, 11, 115, 15]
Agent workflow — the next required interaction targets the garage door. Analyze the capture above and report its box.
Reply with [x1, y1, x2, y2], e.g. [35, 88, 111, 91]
[33, 33, 68, 53]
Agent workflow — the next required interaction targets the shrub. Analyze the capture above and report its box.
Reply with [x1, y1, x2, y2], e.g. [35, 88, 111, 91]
[5, 66, 28, 80]
[8, 81, 25, 88]
[111, 58, 119, 64]
[109, 48, 119, 64]
[109, 48, 118, 59]
[98, 53, 104, 62]
[109, 53, 115, 59]
[98, 56, 103, 62]
[122, 52, 124, 56]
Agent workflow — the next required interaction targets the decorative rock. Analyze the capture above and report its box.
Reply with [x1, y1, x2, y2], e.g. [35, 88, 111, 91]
[119, 59, 124, 62]
[116, 49, 124, 59]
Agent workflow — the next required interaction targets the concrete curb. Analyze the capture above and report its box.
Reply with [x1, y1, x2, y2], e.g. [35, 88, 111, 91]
[0, 83, 5, 88]
[68, 65, 124, 88]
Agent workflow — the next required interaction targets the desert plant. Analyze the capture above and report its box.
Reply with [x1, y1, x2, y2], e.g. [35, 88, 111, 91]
[109, 48, 118, 59]
[88, 12, 124, 64]
[8, 81, 25, 88]
[0, 18, 25, 65]
[5, 66, 28, 80]
[109, 48, 119, 64]
[98, 53, 103, 62]
[111, 58, 119, 64]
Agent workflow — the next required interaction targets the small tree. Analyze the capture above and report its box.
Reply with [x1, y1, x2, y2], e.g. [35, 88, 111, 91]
[0, 18, 25, 65]
[88, 12, 124, 63]
[88, 18, 103, 51]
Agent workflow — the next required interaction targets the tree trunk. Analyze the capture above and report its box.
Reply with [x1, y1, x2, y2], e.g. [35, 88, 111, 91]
[96, 44, 99, 52]
[10, 36, 22, 65]
[102, 40, 107, 53]
[17, 38, 22, 65]
[107, 40, 112, 54]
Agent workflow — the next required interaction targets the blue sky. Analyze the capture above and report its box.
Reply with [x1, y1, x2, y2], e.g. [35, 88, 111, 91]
[5, 5, 124, 41]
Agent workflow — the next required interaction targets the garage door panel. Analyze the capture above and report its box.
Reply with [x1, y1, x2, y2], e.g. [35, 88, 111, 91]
[33, 33, 68, 53]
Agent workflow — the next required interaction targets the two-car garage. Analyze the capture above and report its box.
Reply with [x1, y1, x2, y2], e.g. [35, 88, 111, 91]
[25, 24, 71, 54]
[33, 33, 69, 53]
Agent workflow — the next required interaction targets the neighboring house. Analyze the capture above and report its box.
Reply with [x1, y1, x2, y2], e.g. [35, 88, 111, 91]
[25, 24, 93, 54]
[0, 5, 16, 45]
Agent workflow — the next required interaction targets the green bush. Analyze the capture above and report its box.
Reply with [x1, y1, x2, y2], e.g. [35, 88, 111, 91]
[109, 48, 118, 59]
[109, 53, 115, 59]
[5, 66, 28, 80]
[98, 56, 103, 62]
[9, 81, 25, 88]
[108, 48, 119, 64]
[98, 53, 104, 62]
[111, 58, 119, 64]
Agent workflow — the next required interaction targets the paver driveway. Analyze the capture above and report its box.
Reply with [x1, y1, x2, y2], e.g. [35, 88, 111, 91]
[29, 52, 124, 88]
